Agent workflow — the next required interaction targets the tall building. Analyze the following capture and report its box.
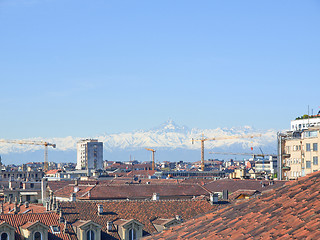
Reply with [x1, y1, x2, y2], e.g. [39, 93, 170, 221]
[76, 139, 103, 170]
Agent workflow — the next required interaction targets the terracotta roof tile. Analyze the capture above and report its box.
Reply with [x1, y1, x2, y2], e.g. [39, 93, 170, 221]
[80, 184, 210, 200]
[143, 171, 320, 239]
[0, 212, 73, 240]
[60, 199, 220, 239]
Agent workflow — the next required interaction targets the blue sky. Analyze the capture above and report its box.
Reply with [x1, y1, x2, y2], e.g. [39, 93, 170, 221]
[0, 0, 319, 139]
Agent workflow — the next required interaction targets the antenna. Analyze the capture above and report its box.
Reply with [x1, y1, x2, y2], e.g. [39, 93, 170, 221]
[308, 105, 310, 127]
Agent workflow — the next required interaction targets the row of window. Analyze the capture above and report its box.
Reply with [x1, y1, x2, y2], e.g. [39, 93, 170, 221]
[290, 171, 302, 178]
[306, 143, 318, 151]
[286, 158, 302, 166]
[286, 157, 318, 167]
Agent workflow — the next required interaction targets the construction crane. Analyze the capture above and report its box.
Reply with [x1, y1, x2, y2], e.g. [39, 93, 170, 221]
[145, 148, 156, 171]
[192, 133, 261, 171]
[208, 152, 275, 158]
[0, 139, 56, 171]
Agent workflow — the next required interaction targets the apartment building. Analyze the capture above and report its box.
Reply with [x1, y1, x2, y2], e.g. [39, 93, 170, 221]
[76, 139, 103, 170]
[282, 127, 320, 180]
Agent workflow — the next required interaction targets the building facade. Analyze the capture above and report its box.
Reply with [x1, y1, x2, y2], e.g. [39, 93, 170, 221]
[76, 139, 103, 170]
[291, 115, 320, 131]
[282, 127, 320, 180]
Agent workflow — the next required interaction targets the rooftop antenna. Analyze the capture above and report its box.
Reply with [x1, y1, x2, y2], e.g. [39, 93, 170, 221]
[308, 105, 310, 127]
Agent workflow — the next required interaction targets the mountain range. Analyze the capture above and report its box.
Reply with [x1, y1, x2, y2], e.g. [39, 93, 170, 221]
[0, 120, 280, 164]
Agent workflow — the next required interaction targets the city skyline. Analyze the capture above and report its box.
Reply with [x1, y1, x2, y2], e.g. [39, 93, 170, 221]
[1, 0, 319, 139]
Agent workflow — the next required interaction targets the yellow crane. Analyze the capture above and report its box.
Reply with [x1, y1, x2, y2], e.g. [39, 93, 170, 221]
[208, 152, 275, 158]
[145, 148, 156, 171]
[192, 133, 261, 171]
[0, 139, 56, 171]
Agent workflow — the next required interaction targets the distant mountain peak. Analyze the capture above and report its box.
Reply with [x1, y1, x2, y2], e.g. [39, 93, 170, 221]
[152, 119, 189, 133]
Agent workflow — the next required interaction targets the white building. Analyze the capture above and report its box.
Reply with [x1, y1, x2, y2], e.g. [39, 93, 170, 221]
[291, 115, 320, 131]
[76, 139, 103, 170]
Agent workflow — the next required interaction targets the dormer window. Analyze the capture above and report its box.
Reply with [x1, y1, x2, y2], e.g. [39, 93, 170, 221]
[34, 232, 41, 240]
[50, 226, 60, 234]
[1, 233, 8, 240]
[86, 230, 95, 240]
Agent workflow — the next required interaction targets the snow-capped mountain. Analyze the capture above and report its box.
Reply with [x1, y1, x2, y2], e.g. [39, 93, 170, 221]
[0, 120, 279, 163]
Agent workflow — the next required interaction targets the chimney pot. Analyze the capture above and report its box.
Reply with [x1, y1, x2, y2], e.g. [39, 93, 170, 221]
[152, 193, 159, 201]
[98, 204, 103, 215]
[107, 221, 113, 231]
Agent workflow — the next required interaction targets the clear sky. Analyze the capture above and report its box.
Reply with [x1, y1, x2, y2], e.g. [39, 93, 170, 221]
[0, 0, 319, 139]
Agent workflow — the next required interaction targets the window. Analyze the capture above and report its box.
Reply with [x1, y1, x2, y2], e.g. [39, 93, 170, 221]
[306, 143, 311, 151]
[305, 131, 318, 138]
[313, 156, 318, 165]
[87, 230, 94, 240]
[306, 161, 311, 169]
[1, 233, 8, 240]
[129, 229, 136, 240]
[34, 232, 41, 240]
[313, 143, 318, 151]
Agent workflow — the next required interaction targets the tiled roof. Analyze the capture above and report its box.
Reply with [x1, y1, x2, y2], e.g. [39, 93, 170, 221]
[48, 180, 72, 192]
[60, 199, 219, 239]
[143, 171, 320, 239]
[2, 202, 46, 214]
[45, 169, 61, 175]
[204, 178, 286, 193]
[126, 170, 156, 177]
[54, 184, 95, 199]
[80, 184, 210, 200]
[152, 218, 175, 225]
[0, 212, 72, 240]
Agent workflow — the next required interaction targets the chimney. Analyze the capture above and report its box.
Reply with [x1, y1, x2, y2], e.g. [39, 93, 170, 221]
[59, 209, 64, 223]
[97, 204, 103, 215]
[107, 221, 113, 232]
[175, 215, 182, 222]
[46, 201, 50, 211]
[41, 178, 48, 204]
[74, 186, 79, 193]
[223, 190, 229, 200]
[19, 195, 23, 205]
[9, 178, 13, 190]
[210, 193, 219, 204]
[63, 220, 68, 234]
[70, 193, 76, 202]
[152, 193, 159, 201]
[14, 202, 18, 214]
